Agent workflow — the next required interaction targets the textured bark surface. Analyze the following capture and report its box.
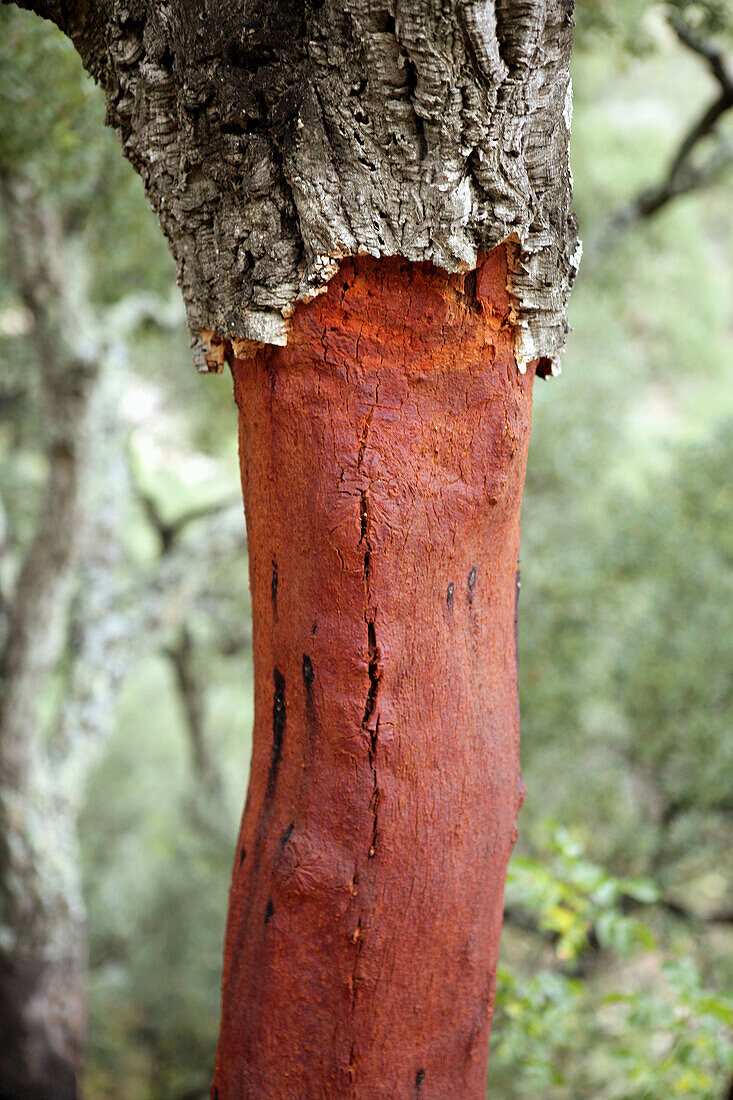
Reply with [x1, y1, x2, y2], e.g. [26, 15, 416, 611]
[7, 4, 576, 1092]
[18, 0, 578, 371]
[215, 243, 533, 1097]
[0, 181, 96, 1100]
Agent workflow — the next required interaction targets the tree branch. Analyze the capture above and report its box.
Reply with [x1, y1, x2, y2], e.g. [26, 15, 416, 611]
[53, 471, 245, 799]
[0, 176, 100, 792]
[669, 18, 733, 93]
[164, 623, 222, 798]
[133, 475, 240, 555]
[595, 17, 733, 245]
[653, 896, 733, 926]
[503, 890, 733, 969]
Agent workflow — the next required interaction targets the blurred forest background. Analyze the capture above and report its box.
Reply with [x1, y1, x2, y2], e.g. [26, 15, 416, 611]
[0, 1, 731, 1097]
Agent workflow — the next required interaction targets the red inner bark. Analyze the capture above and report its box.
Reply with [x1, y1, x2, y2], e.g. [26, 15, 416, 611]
[214, 244, 535, 1098]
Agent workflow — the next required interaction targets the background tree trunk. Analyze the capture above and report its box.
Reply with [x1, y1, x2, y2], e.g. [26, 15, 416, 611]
[0, 173, 238, 1097]
[0, 179, 98, 1100]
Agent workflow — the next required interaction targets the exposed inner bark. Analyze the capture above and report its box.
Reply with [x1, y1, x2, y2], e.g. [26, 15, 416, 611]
[215, 243, 534, 1097]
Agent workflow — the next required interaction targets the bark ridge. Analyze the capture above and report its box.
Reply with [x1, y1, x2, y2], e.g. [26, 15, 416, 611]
[22, 0, 579, 371]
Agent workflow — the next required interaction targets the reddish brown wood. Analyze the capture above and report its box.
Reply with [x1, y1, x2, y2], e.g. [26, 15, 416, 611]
[214, 244, 536, 1099]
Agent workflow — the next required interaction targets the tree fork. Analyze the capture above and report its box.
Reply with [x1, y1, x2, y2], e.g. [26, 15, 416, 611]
[215, 244, 533, 1097]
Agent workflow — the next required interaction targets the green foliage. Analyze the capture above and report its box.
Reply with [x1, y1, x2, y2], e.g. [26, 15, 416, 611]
[604, 958, 733, 1100]
[492, 969, 587, 1094]
[606, 423, 733, 828]
[493, 941, 733, 1100]
[0, 7, 176, 305]
[0, 8, 103, 188]
[519, 11, 733, 896]
[492, 832, 733, 1099]
[575, 0, 659, 52]
[80, 656, 250, 1099]
[666, 0, 733, 38]
[494, 961, 733, 1099]
[507, 826, 659, 961]
[575, 0, 733, 49]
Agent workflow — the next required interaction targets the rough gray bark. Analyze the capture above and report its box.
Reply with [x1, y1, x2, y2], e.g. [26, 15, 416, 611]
[0, 180, 98, 794]
[0, 179, 98, 1100]
[17, 0, 578, 372]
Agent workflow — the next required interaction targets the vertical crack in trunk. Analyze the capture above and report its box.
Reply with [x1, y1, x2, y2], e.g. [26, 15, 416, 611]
[349, 416, 383, 1083]
[219, 249, 534, 1098]
[348, 914, 364, 1082]
[365, 628, 381, 861]
[357, 401, 381, 862]
[358, 485, 381, 860]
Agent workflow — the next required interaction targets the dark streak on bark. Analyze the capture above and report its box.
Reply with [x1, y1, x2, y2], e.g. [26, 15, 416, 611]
[267, 667, 286, 801]
[467, 565, 477, 605]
